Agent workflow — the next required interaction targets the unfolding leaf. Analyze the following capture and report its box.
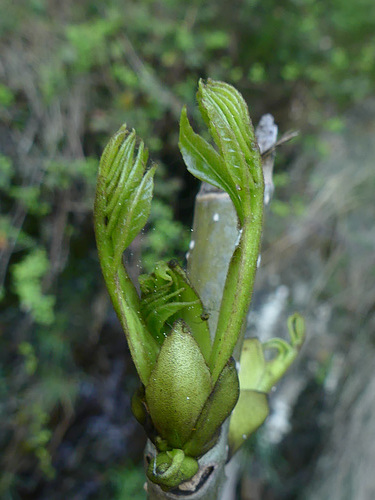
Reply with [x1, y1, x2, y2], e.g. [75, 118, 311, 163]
[228, 390, 269, 458]
[94, 125, 159, 386]
[237, 338, 266, 390]
[179, 80, 264, 384]
[190, 79, 263, 224]
[97, 126, 156, 266]
[139, 261, 211, 362]
[113, 165, 155, 263]
[236, 315, 306, 394]
[144, 298, 194, 345]
[198, 87, 253, 194]
[260, 313, 306, 392]
[179, 106, 242, 217]
[147, 449, 199, 491]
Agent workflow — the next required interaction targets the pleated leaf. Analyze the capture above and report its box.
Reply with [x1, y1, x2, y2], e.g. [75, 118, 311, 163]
[94, 125, 159, 386]
[179, 79, 265, 385]
[179, 79, 263, 226]
[97, 127, 156, 265]
[179, 106, 242, 217]
[139, 261, 211, 362]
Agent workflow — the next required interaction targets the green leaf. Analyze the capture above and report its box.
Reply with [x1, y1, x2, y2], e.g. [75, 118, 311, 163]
[139, 261, 211, 362]
[227, 338, 269, 457]
[139, 260, 173, 292]
[94, 125, 159, 386]
[236, 315, 306, 395]
[237, 338, 266, 390]
[183, 358, 239, 457]
[179, 106, 242, 217]
[180, 77, 262, 204]
[147, 449, 199, 491]
[11, 248, 55, 325]
[178, 79, 265, 383]
[143, 297, 193, 345]
[227, 315, 305, 456]
[259, 313, 306, 392]
[98, 127, 156, 265]
[198, 83, 253, 195]
[145, 321, 212, 449]
[113, 165, 156, 263]
[167, 261, 212, 361]
[228, 390, 269, 458]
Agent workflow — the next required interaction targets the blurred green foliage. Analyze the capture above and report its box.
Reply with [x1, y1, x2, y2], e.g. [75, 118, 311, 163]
[0, 0, 374, 497]
[12, 248, 55, 325]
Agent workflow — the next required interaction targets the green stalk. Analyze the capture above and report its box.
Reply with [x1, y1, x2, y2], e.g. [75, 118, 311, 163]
[94, 204, 159, 386]
[209, 182, 264, 383]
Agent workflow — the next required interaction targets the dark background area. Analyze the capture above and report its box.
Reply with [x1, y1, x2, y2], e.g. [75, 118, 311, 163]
[1, 0, 374, 499]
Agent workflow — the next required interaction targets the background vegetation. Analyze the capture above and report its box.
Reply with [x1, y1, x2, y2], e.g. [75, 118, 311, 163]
[1, 0, 374, 498]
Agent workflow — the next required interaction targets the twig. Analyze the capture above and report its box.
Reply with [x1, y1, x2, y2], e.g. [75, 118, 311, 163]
[261, 130, 299, 159]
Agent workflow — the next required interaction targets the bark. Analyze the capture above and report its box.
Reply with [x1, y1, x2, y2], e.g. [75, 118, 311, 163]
[187, 184, 238, 339]
[304, 345, 375, 500]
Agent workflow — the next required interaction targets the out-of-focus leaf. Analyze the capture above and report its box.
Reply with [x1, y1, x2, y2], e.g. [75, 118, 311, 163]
[228, 390, 269, 458]
[237, 338, 266, 390]
[259, 313, 305, 392]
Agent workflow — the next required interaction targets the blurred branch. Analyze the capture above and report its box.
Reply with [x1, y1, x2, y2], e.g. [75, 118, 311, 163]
[261, 130, 299, 159]
[0, 164, 44, 293]
[122, 35, 183, 119]
[43, 190, 70, 290]
[255, 114, 279, 206]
